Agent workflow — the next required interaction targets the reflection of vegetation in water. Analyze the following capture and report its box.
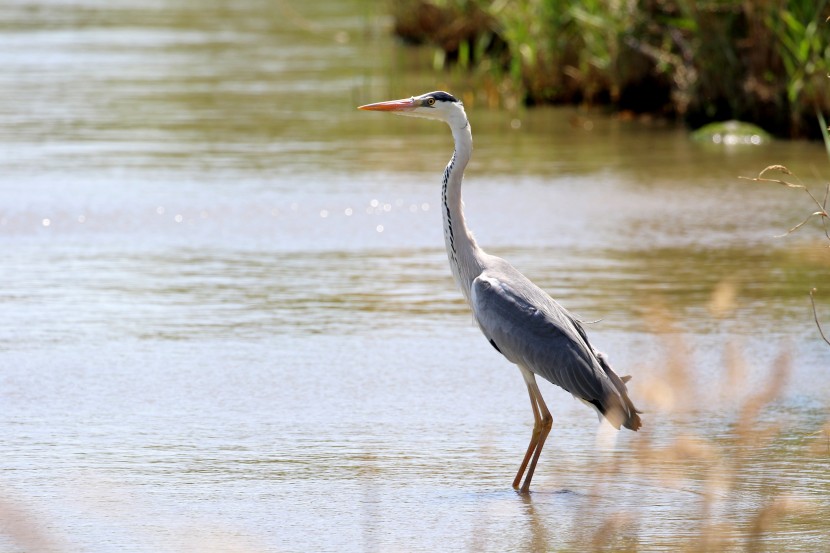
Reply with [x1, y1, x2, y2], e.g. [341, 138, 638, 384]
[390, 0, 830, 138]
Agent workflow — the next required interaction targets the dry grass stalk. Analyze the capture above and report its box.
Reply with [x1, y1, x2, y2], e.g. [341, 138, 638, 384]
[740, 165, 829, 241]
[576, 293, 819, 551]
[809, 288, 830, 346]
[741, 164, 830, 346]
[0, 496, 62, 553]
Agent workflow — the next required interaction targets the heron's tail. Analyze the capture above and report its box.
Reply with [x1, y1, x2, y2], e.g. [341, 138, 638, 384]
[620, 391, 643, 431]
[596, 353, 643, 431]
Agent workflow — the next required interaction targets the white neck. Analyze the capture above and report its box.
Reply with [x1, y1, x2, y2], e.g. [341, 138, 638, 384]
[441, 114, 484, 305]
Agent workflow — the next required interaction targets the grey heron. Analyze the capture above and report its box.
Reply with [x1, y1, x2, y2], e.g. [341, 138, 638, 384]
[358, 91, 642, 493]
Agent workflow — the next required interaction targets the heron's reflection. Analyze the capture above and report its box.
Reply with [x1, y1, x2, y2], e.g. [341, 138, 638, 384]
[519, 491, 552, 553]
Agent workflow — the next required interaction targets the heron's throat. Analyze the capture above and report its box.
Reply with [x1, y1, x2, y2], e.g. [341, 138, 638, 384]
[441, 121, 482, 303]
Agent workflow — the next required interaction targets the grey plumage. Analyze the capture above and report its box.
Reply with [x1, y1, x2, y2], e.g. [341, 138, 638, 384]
[358, 91, 642, 492]
[471, 258, 641, 431]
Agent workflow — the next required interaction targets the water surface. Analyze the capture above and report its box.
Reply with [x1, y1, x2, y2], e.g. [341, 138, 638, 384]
[1, 1, 829, 551]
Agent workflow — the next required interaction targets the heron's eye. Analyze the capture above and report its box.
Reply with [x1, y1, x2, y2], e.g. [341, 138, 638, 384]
[426, 97, 436, 106]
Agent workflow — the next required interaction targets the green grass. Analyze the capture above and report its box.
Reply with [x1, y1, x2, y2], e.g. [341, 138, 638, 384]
[390, 0, 830, 138]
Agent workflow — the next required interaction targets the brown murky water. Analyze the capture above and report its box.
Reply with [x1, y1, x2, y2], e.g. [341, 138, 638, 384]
[1, 1, 829, 551]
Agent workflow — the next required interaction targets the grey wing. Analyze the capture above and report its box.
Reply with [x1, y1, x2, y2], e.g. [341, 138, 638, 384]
[470, 273, 615, 408]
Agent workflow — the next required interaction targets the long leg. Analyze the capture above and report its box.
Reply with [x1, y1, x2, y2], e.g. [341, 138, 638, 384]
[520, 378, 552, 493]
[512, 382, 542, 489]
[513, 371, 553, 492]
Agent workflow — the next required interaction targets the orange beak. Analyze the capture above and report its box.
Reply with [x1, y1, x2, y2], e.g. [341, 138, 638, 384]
[357, 97, 418, 112]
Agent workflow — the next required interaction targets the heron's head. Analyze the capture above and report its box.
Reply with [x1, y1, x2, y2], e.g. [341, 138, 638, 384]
[358, 91, 467, 127]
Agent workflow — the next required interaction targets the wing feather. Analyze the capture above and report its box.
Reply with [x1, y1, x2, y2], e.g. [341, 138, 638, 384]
[471, 272, 613, 406]
[470, 262, 642, 431]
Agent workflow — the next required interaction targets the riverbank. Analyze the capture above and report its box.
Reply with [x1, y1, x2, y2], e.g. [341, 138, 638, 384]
[390, 0, 830, 139]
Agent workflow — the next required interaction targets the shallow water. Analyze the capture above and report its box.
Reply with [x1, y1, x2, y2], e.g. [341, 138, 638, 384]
[2, 1, 829, 551]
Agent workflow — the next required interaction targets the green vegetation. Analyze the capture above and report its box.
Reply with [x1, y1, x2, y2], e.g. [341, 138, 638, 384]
[690, 120, 771, 144]
[390, 0, 830, 138]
